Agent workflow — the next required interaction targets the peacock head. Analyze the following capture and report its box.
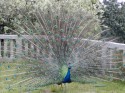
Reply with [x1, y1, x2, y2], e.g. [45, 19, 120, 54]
[68, 63, 72, 69]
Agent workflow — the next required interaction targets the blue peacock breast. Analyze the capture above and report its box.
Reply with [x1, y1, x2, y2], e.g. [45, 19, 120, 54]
[62, 67, 71, 83]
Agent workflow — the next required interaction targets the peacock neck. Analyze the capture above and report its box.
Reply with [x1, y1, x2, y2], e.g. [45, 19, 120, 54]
[62, 67, 71, 83]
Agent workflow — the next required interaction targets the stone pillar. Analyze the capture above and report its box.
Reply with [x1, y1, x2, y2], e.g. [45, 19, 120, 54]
[0, 40, 2, 58]
[101, 46, 107, 75]
[31, 44, 34, 58]
[123, 50, 125, 67]
[10, 40, 14, 58]
[4, 39, 7, 58]
[25, 40, 29, 56]
[16, 37, 22, 58]
[36, 43, 40, 59]
[109, 49, 113, 69]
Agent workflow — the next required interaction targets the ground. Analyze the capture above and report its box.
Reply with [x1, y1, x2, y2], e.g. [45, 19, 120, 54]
[0, 61, 125, 93]
[1, 77, 125, 93]
[33, 81, 125, 93]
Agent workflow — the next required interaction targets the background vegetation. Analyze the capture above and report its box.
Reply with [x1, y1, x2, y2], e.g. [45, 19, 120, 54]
[0, 0, 100, 34]
[1, 0, 125, 43]
[100, 0, 125, 43]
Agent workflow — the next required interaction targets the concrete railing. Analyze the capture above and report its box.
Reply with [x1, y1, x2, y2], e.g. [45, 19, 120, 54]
[0, 35, 124, 61]
[0, 35, 125, 80]
[0, 35, 125, 61]
[0, 35, 40, 60]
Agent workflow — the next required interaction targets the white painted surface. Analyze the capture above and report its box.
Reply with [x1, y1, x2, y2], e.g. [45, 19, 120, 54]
[0, 35, 125, 66]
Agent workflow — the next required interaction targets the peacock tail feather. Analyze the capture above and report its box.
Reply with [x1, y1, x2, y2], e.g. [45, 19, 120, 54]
[0, 1, 122, 92]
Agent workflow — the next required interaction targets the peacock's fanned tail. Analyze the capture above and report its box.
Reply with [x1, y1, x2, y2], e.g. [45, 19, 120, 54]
[0, 4, 118, 92]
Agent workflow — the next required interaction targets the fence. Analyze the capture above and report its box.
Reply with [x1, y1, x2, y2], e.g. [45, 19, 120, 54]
[0, 35, 125, 62]
[0, 35, 124, 60]
[0, 35, 40, 60]
[0, 35, 125, 80]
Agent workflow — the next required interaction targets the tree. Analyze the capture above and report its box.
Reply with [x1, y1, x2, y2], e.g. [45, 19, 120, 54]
[0, 0, 100, 34]
[100, 0, 125, 43]
[0, 0, 36, 34]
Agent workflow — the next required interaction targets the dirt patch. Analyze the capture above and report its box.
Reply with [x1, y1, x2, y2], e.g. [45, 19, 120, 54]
[42, 89, 52, 93]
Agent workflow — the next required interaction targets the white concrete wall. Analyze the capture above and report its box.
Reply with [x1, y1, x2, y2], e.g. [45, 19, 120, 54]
[0, 35, 125, 64]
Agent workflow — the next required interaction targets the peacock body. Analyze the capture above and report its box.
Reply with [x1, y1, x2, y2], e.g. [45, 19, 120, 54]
[0, 1, 120, 92]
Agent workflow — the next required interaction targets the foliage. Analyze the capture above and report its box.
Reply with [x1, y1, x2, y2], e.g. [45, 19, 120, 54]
[0, 0, 32, 34]
[0, 0, 100, 34]
[100, 0, 125, 43]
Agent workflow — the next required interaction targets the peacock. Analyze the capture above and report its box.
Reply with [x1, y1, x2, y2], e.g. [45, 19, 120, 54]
[0, 1, 122, 93]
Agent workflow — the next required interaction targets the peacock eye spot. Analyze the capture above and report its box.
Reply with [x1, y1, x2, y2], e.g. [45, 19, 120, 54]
[70, 27, 73, 30]
[71, 18, 74, 21]
[54, 25, 58, 28]
[76, 26, 79, 29]
[56, 16, 58, 19]
[60, 29, 64, 32]
[47, 31, 52, 35]
[6, 77, 8, 80]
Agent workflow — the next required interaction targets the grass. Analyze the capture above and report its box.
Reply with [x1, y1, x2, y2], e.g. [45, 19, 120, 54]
[1, 81, 125, 93]
[27, 81, 125, 93]
[34, 81, 125, 93]
[0, 60, 125, 93]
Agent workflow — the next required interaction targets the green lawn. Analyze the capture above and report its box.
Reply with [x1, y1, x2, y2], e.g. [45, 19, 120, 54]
[0, 61, 125, 93]
[1, 81, 125, 93]
[32, 81, 125, 93]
